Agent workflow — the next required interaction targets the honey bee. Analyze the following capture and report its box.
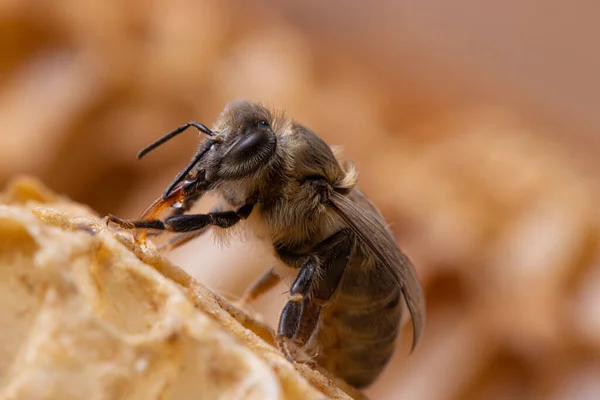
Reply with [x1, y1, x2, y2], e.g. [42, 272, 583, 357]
[108, 100, 425, 388]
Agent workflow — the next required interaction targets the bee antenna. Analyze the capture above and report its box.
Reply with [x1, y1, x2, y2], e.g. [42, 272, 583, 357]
[137, 122, 214, 160]
[162, 136, 220, 199]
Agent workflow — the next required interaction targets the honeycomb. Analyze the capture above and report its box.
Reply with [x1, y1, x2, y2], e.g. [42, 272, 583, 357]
[0, 177, 361, 400]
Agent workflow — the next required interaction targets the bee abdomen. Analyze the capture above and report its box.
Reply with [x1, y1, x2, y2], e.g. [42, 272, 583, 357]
[313, 287, 404, 388]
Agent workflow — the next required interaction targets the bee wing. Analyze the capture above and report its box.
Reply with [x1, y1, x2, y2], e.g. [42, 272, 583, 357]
[327, 189, 426, 352]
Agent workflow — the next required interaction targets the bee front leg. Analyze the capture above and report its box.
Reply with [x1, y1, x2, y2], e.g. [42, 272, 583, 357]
[107, 203, 254, 233]
[158, 200, 240, 252]
[167, 191, 203, 217]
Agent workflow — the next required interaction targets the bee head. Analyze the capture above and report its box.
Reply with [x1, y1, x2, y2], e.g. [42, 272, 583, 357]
[209, 99, 278, 179]
[135, 100, 279, 199]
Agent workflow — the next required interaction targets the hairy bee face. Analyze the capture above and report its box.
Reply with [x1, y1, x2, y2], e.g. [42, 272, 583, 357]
[204, 100, 278, 180]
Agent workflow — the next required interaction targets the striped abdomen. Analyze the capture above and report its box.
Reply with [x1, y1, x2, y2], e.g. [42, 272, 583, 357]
[310, 257, 404, 388]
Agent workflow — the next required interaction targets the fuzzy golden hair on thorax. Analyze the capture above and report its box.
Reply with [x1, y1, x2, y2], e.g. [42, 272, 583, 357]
[330, 145, 359, 193]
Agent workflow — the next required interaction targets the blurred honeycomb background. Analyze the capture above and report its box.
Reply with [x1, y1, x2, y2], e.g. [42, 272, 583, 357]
[1, 0, 599, 399]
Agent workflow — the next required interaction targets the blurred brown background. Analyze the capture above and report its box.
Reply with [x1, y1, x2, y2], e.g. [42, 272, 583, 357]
[1, 0, 599, 399]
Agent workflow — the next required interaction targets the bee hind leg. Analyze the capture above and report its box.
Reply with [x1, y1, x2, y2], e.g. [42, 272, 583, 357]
[276, 298, 321, 364]
[275, 228, 353, 366]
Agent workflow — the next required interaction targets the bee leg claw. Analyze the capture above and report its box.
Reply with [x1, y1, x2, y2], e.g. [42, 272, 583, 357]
[232, 297, 249, 311]
[106, 214, 135, 229]
[275, 335, 297, 364]
[276, 335, 320, 373]
[300, 358, 318, 369]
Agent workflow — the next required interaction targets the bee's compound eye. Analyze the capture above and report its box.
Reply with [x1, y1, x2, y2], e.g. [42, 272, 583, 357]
[219, 122, 277, 178]
[258, 120, 270, 128]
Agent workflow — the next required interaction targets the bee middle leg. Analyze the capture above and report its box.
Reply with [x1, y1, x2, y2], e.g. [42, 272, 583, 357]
[158, 229, 209, 251]
[275, 228, 353, 363]
[238, 268, 281, 306]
